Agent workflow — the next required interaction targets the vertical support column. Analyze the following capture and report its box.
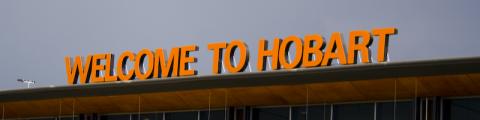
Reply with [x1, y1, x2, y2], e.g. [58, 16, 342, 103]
[73, 99, 76, 120]
[138, 96, 141, 120]
[330, 104, 334, 120]
[414, 97, 422, 120]
[58, 100, 62, 120]
[414, 78, 420, 120]
[306, 86, 309, 120]
[374, 102, 377, 120]
[414, 97, 444, 120]
[208, 91, 212, 120]
[224, 90, 228, 120]
[289, 107, 292, 120]
[244, 106, 251, 120]
[394, 79, 397, 120]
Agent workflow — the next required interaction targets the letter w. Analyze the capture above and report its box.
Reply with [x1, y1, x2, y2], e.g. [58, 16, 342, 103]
[65, 56, 92, 84]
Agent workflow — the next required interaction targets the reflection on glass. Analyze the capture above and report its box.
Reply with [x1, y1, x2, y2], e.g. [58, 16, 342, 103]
[447, 98, 480, 120]
[252, 107, 289, 120]
[291, 106, 307, 120]
[376, 101, 413, 120]
[200, 110, 226, 120]
[292, 105, 331, 120]
[333, 103, 374, 120]
[164, 111, 198, 120]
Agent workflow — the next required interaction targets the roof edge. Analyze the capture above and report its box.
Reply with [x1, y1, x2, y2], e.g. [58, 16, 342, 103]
[1, 56, 480, 102]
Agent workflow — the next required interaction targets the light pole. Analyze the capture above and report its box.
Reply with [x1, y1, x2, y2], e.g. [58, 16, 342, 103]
[17, 79, 35, 88]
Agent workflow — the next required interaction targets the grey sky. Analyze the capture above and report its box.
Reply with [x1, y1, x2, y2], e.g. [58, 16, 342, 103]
[0, 0, 479, 90]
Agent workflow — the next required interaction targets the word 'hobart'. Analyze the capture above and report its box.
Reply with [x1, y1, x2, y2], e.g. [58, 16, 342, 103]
[65, 27, 397, 84]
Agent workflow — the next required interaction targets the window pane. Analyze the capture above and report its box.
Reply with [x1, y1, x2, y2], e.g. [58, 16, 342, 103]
[200, 110, 226, 120]
[333, 103, 374, 120]
[292, 105, 331, 120]
[376, 101, 413, 120]
[447, 98, 480, 120]
[310, 105, 331, 120]
[132, 113, 163, 120]
[236, 108, 245, 120]
[252, 107, 289, 120]
[291, 107, 306, 120]
[165, 111, 198, 120]
[100, 114, 131, 120]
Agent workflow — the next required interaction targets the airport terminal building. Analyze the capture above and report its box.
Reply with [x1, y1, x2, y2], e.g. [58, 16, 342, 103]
[0, 56, 479, 120]
[0, 27, 479, 120]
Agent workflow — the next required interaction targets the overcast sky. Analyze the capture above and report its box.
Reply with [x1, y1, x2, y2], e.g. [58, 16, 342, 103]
[0, 0, 479, 90]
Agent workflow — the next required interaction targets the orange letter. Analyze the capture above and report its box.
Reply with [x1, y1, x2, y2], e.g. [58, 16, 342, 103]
[302, 34, 324, 68]
[65, 55, 92, 85]
[154, 48, 180, 78]
[224, 40, 249, 73]
[117, 51, 136, 81]
[134, 49, 155, 80]
[208, 42, 227, 74]
[279, 35, 303, 69]
[104, 53, 118, 82]
[321, 32, 347, 66]
[373, 27, 397, 62]
[90, 54, 107, 83]
[179, 45, 198, 76]
[348, 30, 372, 64]
[257, 38, 281, 71]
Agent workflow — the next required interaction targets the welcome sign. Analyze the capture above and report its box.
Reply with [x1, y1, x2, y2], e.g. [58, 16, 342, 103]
[65, 27, 397, 85]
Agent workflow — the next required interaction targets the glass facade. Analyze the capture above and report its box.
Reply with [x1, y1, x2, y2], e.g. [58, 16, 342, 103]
[164, 111, 198, 120]
[376, 101, 413, 120]
[17, 97, 480, 120]
[199, 110, 225, 120]
[291, 105, 331, 120]
[251, 107, 289, 120]
[333, 103, 375, 120]
[101, 114, 131, 120]
[445, 97, 480, 120]
[131, 113, 163, 120]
